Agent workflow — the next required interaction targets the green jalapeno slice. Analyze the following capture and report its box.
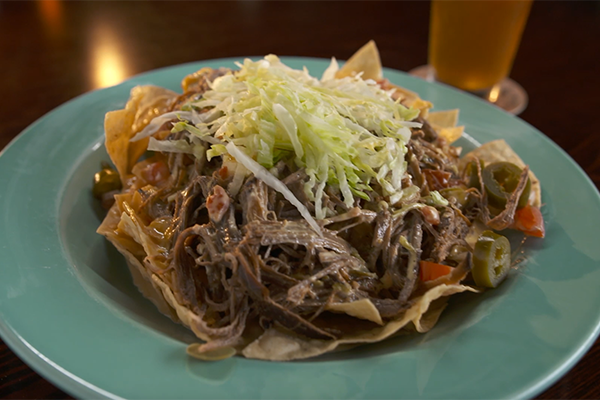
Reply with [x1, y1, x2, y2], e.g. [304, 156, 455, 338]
[482, 162, 531, 209]
[93, 166, 122, 198]
[472, 230, 511, 288]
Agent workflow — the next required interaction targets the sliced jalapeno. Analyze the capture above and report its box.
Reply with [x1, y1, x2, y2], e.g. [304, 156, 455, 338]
[93, 165, 122, 198]
[482, 162, 531, 209]
[472, 230, 511, 288]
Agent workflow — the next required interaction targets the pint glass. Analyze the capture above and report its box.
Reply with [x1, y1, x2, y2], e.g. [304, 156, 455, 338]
[428, 0, 533, 93]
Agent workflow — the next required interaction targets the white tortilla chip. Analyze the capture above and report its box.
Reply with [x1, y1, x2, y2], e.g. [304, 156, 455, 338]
[438, 126, 465, 144]
[336, 40, 383, 81]
[415, 297, 449, 333]
[186, 344, 236, 361]
[105, 86, 177, 181]
[427, 109, 459, 128]
[426, 109, 464, 143]
[97, 203, 179, 321]
[152, 275, 214, 343]
[335, 41, 433, 118]
[181, 67, 214, 92]
[326, 299, 383, 325]
[386, 84, 433, 119]
[99, 203, 218, 345]
[242, 284, 477, 361]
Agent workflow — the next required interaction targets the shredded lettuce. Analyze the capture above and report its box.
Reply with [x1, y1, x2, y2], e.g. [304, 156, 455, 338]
[424, 191, 450, 207]
[393, 202, 426, 219]
[130, 111, 205, 142]
[139, 56, 423, 229]
[389, 184, 420, 206]
[192, 55, 419, 218]
[398, 235, 417, 282]
[148, 137, 194, 154]
[207, 144, 227, 161]
[171, 121, 223, 145]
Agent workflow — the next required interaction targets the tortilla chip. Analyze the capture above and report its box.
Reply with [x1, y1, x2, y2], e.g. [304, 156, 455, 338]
[336, 40, 383, 81]
[415, 297, 449, 333]
[438, 126, 464, 144]
[186, 344, 236, 361]
[335, 41, 433, 118]
[152, 275, 217, 343]
[386, 85, 433, 118]
[392, 85, 419, 103]
[425, 109, 464, 143]
[181, 67, 214, 93]
[427, 109, 459, 128]
[242, 328, 337, 361]
[411, 99, 434, 119]
[105, 86, 177, 180]
[100, 214, 215, 346]
[97, 203, 179, 321]
[440, 125, 463, 141]
[101, 200, 215, 343]
[326, 299, 383, 325]
[242, 284, 476, 361]
[462, 139, 541, 207]
[105, 109, 137, 181]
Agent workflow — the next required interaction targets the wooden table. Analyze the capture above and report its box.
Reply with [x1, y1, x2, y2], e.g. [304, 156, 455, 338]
[1, 1, 599, 398]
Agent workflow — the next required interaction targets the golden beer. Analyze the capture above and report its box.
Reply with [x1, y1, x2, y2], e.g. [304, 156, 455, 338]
[429, 0, 532, 92]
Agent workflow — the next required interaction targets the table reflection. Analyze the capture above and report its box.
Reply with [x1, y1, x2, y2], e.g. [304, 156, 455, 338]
[91, 19, 128, 88]
[37, 0, 64, 39]
[37, 0, 130, 89]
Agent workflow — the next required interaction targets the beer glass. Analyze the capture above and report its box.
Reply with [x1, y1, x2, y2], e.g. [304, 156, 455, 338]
[410, 0, 533, 115]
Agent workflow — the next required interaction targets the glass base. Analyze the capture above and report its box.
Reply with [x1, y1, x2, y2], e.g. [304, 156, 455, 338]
[408, 65, 528, 116]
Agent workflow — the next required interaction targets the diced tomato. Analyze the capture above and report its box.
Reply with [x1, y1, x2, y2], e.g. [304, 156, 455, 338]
[206, 185, 230, 223]
[513, 205, 545, 238]
[420, 260, 453, 282]
[141, 161, 170, 185]
[218, 165, 229, 180]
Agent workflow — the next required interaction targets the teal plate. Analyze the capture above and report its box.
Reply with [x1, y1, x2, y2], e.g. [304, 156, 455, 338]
[1, 57, 600, 399]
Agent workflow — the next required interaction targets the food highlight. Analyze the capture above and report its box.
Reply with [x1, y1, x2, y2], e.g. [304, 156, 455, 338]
[94, 41, 544, 361]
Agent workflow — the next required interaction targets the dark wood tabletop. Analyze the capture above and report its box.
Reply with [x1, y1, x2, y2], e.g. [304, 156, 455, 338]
[1, 1, 599, 398]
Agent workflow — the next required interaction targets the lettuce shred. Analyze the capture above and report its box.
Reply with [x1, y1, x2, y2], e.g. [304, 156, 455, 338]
[141, 55, 422, 222]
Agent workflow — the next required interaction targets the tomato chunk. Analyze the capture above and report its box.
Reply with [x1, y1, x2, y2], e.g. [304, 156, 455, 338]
[420, 260, 453, 281]
[141, 160, 170, 185]
[513, 205, 545, 238]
